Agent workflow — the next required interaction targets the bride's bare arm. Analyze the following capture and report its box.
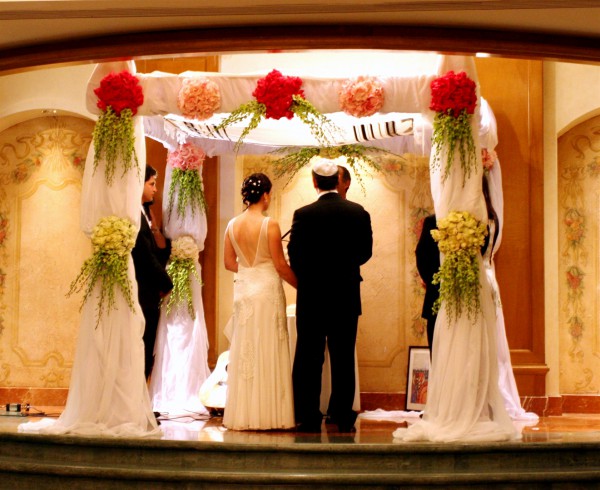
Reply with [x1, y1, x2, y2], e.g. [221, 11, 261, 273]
[224, 231, 238, 273]
[267, 219, 297, 289]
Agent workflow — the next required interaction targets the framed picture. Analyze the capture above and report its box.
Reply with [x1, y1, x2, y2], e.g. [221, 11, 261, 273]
[405, 346, 431, 411]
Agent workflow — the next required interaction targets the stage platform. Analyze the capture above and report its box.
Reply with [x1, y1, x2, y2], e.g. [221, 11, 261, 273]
[2, 410, 600, 488]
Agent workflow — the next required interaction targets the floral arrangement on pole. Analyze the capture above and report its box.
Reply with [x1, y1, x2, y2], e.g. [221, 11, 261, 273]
[217, 69, 339, 151]
[481, 148, 497, 172]
[177, 78, 221, 120]
[93, 71, 144, 185]
[67, 215, 137, 326]
[429, 71, 478, 183]
[165, 236, 201, 319]
[431, 210, 488, 323]
[166, 143, 207, 220]
[338, 76, 385, 117]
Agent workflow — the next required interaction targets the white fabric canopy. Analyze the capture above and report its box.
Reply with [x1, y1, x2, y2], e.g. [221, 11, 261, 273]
[85, 61, 499, 157]
[85, 70, 435, 118]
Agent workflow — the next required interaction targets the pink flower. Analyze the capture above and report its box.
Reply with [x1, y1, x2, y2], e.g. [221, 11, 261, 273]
[339, 76, 384, 117]
[568, 316, 584, 341]
[167, 143, 206, 171]
[413, 218, 425, 239]
[178, 78, 221, 120]
[482, 148, 497, 171]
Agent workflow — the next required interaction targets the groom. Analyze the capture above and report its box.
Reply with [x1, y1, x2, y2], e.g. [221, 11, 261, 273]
[288, 158, 372, 433]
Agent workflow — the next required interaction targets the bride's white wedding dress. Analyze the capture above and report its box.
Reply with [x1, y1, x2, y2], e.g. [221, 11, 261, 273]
[223, 216, 295, 430]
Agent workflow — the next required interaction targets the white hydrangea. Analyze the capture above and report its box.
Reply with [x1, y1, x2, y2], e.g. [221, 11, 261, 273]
[171, 235, 199, 260]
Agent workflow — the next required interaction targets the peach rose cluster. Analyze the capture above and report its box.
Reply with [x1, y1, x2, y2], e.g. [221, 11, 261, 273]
[338, 76, 385, 117]
[178, 78, 221, 120]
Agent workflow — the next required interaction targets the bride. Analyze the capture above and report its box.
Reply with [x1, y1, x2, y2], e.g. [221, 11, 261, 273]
[222, 173, 297, 430]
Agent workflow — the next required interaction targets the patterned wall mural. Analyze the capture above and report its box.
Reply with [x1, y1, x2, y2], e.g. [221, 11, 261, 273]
[241, 153, 432, 393]
[0, 115, 93, 389]
[558, 114, 600, 394]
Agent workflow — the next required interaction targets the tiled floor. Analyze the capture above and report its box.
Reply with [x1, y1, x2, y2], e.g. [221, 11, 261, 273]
[3, 407, 600, 445]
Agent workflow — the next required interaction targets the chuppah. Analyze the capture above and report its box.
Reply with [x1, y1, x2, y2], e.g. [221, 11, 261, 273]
[21, 53, 531, 440]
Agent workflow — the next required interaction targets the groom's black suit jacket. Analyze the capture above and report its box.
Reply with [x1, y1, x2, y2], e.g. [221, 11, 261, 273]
[288, 192, 372, 316]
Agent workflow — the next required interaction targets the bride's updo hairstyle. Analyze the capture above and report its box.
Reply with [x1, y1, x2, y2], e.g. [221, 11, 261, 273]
[241, 172, 272, 207]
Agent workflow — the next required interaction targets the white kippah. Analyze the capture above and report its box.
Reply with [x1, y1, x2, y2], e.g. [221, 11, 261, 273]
[311, 156, 339, 177]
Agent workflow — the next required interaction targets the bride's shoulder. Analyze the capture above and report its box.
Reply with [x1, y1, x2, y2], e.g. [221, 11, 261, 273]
[266, 215, 280, 226]
[266, 216, 283, 234]
[226, 216, 238, 229]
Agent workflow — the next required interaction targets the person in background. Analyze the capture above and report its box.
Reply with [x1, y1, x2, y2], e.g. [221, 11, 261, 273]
[416, 178, 493, 357]
[337, 165, 351, 199]
[415, 214, 440, 356]
[288, 158, 372, 433]
[132, 164, 173, 380]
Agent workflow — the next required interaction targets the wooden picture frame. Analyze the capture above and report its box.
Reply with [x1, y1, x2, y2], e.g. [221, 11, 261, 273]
[405, 346, 431, 411]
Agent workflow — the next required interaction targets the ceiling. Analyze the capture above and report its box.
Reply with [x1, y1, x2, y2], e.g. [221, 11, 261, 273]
[0, 1, 599, 66]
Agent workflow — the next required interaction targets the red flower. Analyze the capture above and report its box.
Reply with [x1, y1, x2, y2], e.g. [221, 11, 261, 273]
[94, 71, 144, 116]
[252, 69, 304, 120]
[430, 71, 477, 117]
[567, 269, 583, 290]
[413, 217, 425, 239]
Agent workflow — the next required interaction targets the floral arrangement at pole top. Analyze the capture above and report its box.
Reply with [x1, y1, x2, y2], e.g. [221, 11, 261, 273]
[93, 71, 144, 185]
[166, 143, 208, 219]
[177, 77, 221, 120]
[429, 70, 478, 183]
[338, 76, 385, 118]
[431, 210, 488, 323]
[217, 69, 339, 150]
[165, 236, 201, 319]
[67, 216, 137, 326]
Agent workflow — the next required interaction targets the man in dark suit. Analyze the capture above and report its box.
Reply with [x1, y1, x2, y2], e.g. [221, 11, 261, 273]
[288, 159, 372, 433]
[132, 165, 173, 380]
[415, 214, 440, 355]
